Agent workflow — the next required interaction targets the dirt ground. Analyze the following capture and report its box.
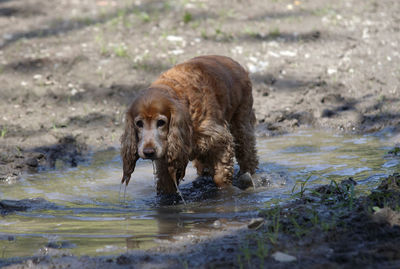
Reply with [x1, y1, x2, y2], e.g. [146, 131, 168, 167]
[1, 0, 400, 268]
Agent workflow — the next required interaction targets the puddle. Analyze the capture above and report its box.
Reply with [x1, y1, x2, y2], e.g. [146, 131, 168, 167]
[0, 130, 399, 258]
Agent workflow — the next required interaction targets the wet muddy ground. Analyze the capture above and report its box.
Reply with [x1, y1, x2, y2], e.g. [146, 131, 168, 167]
[1, 131, 400, 268]
[1, 0, 400, 268]
[2, 173, 400, 268]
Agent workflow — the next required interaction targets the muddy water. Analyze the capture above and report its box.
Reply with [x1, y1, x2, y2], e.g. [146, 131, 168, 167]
[0, 130, 398, 258]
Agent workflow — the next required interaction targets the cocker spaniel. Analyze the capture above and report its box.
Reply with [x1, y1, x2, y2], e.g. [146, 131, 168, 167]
[121, 55, 258, 195]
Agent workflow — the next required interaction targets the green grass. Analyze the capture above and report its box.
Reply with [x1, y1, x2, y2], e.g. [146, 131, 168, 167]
[239, 241, 252, 268]
[244, 27, 259, 38]
[389, 147, 400, 156]
[183, 12, 192, 24]
[290, 216, 307, 239]
[95, 33, 109, 56]
[113, 44, 128, 58]
[269, 27, 281, 38]
[1, 126, 7, 138]
[76, 16, 94, 26]
[111, 133, 117, 142]
[312, 7, 334, 17]
[168, 56, 178, 66]
[213, 26, 234, 41]
[291, 176, 312, 198]
[256, 238, 269, 268]
[200, 29, 208, 39]
[267, 207, 281, 244]
[247, 174, 400, 266]
[139, 11, 150, 23]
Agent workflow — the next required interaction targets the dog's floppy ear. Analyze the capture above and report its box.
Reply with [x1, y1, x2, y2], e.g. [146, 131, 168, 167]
[166, 101, 192, 184]
[120, 111, 139, 186]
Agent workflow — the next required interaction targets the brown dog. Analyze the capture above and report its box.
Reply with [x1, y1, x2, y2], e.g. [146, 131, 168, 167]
[121, 55, 258, 194]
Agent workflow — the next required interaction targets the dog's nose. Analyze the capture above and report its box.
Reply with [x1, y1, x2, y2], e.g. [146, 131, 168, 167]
[143, 147, 156, 159]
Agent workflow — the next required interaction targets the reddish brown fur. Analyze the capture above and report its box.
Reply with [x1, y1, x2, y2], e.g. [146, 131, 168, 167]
[121, 55, 258, 194]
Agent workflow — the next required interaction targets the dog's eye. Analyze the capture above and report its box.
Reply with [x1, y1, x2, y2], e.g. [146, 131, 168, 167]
[136, 120, 143, 128]
[157, 119, 166, 128]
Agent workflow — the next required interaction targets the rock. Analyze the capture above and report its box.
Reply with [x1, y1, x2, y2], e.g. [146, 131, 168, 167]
[25, 157, 39, 167]
[272, 251, 297, 262]
[0, 172, 19, 183]
[213, 220, 222, 228]
[247, 218, 265, 230]
[0, 200, 29, 211]
[372, 207, 400, 227]
[0, 198, 56, 215]
[237, 172, 255, 190]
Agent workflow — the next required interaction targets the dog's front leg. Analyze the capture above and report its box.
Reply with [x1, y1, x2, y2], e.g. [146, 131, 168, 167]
[212, 134, 235, 188]
[155, 159, 182, 195]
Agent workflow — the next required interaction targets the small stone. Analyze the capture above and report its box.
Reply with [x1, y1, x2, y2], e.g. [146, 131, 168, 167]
[25, 157, 38, 167]
[3, 33, 13, 40]
[0, 200, 28, 211]
[247, 218, 265, 230]
[327, 68, 337, 75]
[237, 172, 254, 190]
[33, 74, 43, 80]
[212, 220, 222, 228]
[166, 35, 184, 42]
[372, 207, 400, 227]
[272, 251, 297, 262]
[279, 50, 297, 57]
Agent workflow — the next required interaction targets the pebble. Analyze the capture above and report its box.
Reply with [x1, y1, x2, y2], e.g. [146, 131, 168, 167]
[247, 218, 265, 230]
[166, 35, 184, 42]
[33, 74, 43, 80]
[327, 68, 337, 75]
[272, 251, 297, 262]
[280, 50, 297, 57]
[25, 157, 38, 167]
[237, 172, 254, 190]
[168, 49, 184, 55]
[3, 33, 13, 40]
[212, 220, 222, 228]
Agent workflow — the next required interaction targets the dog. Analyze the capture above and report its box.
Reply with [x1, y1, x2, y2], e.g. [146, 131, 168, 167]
[121, 55, 258, 194]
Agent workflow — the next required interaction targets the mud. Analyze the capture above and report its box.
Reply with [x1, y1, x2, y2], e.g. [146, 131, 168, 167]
[1, 0, 400, 267]
[0, 198, 57, 215]
[1, 0, 400, 183]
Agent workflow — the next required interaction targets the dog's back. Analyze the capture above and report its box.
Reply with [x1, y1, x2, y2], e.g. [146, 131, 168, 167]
[152, 55, 253, 124]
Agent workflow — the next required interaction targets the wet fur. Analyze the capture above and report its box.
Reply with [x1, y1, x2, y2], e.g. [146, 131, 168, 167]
[121, 55, 258, 194]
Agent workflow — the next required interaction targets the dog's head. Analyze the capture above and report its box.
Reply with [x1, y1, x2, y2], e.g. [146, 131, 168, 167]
[121, 87, 192, 185]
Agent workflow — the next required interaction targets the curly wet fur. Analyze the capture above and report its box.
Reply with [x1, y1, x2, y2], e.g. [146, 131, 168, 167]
[121, 114, 139, 185]
[121, 55, 258, 194]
